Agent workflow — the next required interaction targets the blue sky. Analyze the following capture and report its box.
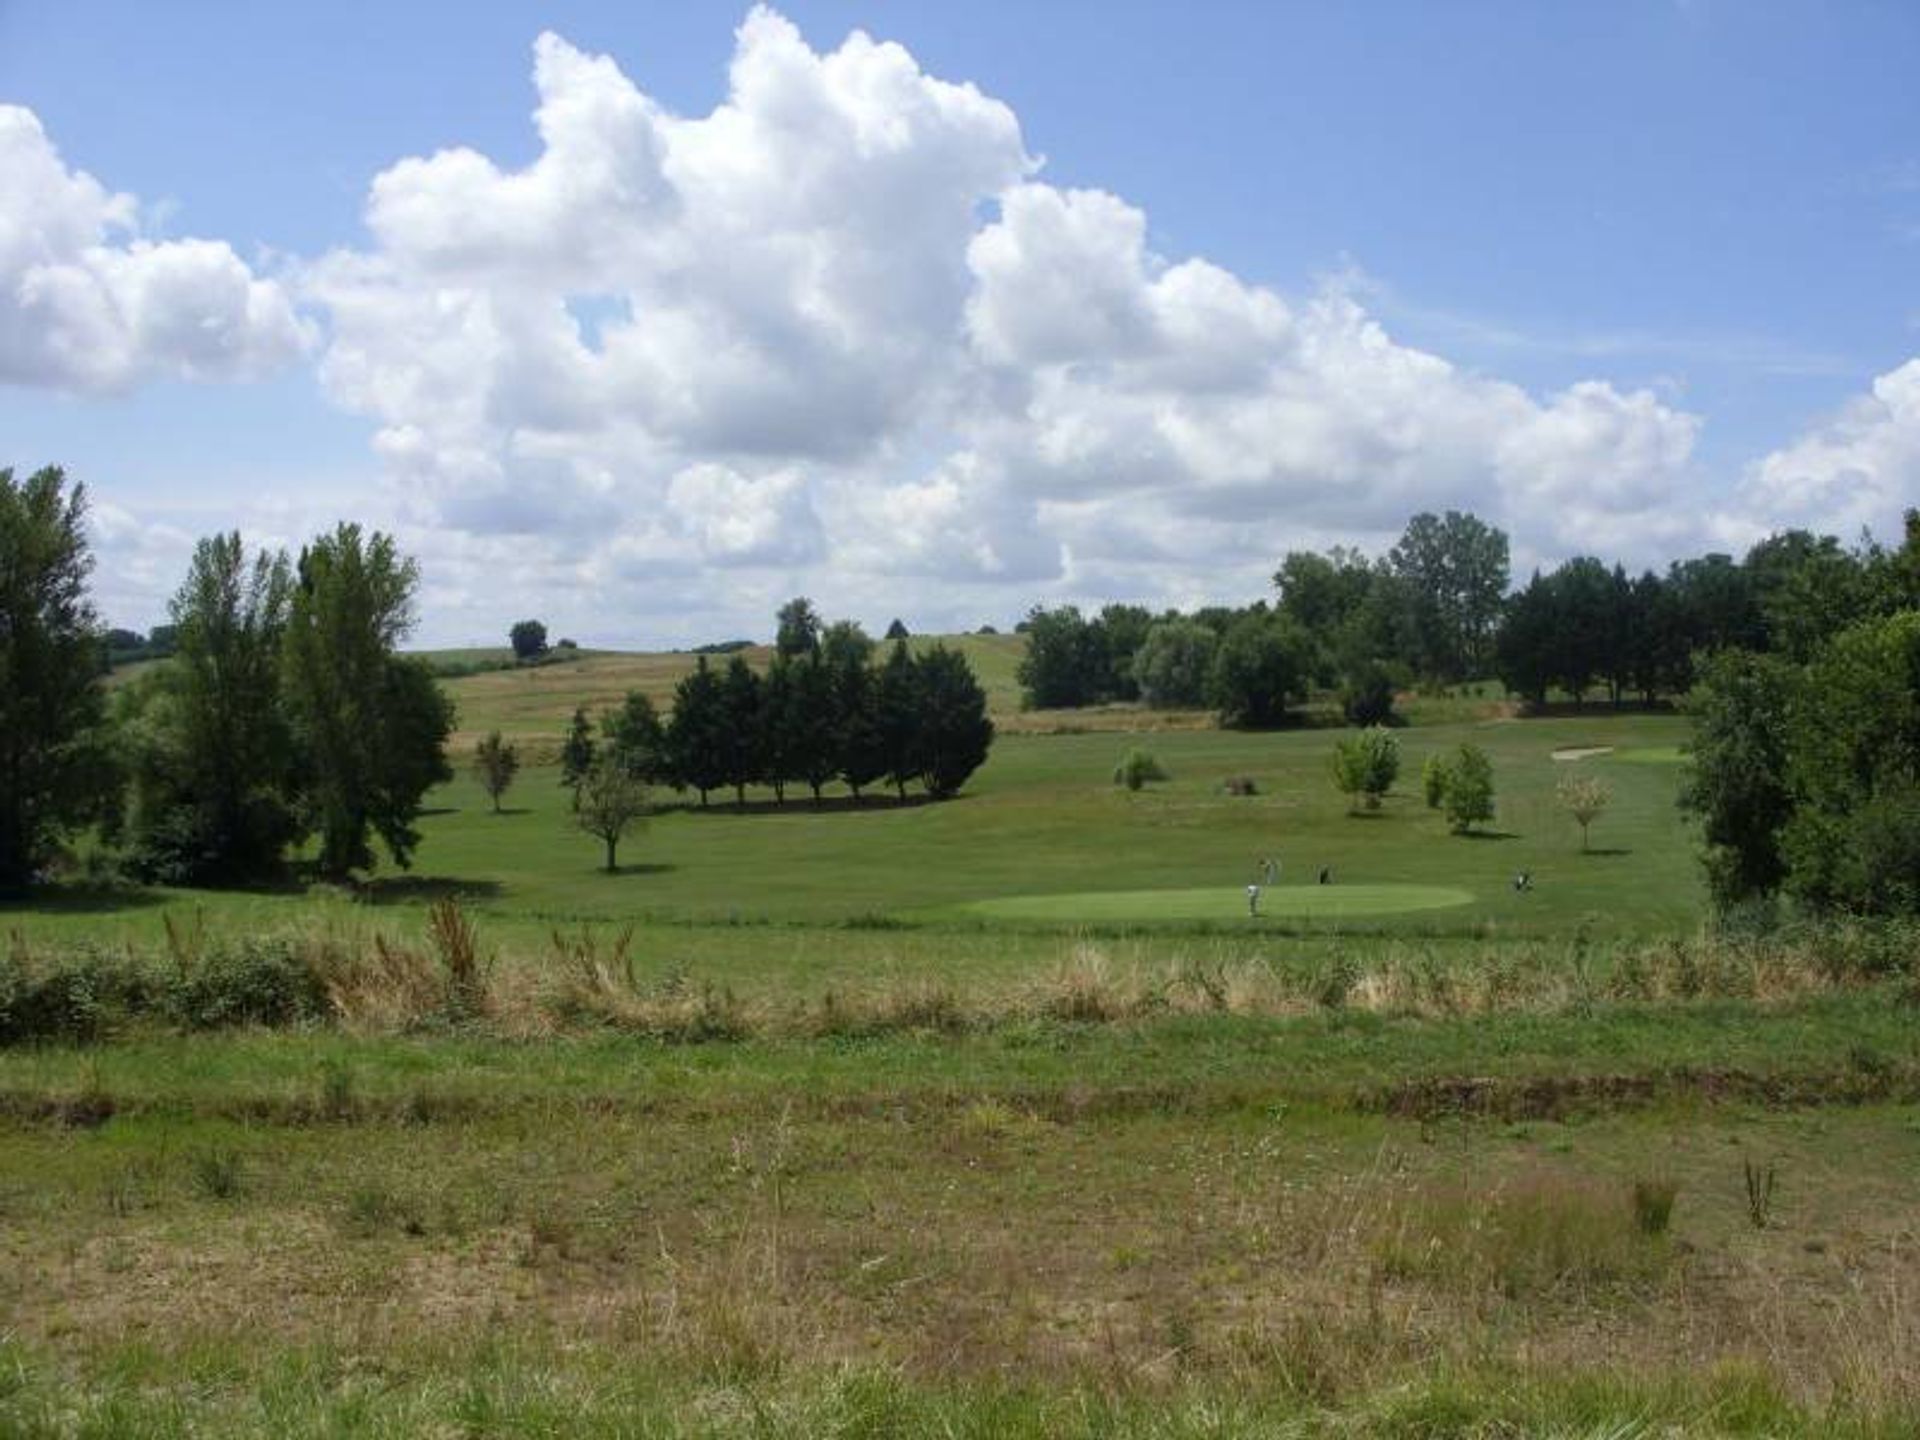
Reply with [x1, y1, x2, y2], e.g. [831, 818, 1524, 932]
[2, 1, 1916, 643]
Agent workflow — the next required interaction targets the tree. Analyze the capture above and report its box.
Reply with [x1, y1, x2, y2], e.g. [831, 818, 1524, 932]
[820, 619, 874, 672]
[1679, 649, 1796, 908]
[1331, 727, 1400, 812]
[1776, 610, 1920, 916]
[1389, 511, 1510, 680]
[830, 644, 888, 802]
[1339, 660, 1400, 727]
[1132, 619, 1218, 708]
[124, 533, 298, 883]
[573, 757, 648, 873]
[666, 657, 728, 808]
[1098, 603, 1153, 701]
[1420, 752, 1450, 809]
[1208, 612, 1312, 727]
[1557, 773, 1611, 852]
[473, 731, 519, 813]
[885, 618, 910, 641]
[0, 467, 117, 886]
[1016, 606, 1107, 709]
[1274, 547, 1375, 638]
[602, 692, 668, 785]
[1441, 744, 1495, 834]
[717, 656, 765, 808]
[561, 705, 597, 802]
[775, 597, 822, 659]
[509, 619, 549, 662]
[281, 524, 453, 878]
[915, 645, 994, 799]
[877, 639, 922, 801]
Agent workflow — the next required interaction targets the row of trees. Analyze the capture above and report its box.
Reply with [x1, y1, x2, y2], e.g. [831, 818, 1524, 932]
[1019, 509, 1920, 729]
[0, 466, 453, 889]
[561, 602, 994, 810]
[1018, 510, 1509, 725]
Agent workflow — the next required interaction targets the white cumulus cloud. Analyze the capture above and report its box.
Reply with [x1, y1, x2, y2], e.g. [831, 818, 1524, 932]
[0, 106, 309, 392]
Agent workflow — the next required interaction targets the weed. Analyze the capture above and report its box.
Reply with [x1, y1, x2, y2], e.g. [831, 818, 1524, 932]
[189, 1146, 245, 1201]
[426, 898, 487, 1017]
[1743, 1158, 1778, 1229]
[1630, 1177, 1679, 1236]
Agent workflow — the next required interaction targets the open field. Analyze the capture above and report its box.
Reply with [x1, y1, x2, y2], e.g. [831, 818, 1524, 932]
[13, 690, 1914, 1435]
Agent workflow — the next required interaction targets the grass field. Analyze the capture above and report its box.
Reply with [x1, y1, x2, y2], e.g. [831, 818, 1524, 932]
[8, 663, 1916, 1435]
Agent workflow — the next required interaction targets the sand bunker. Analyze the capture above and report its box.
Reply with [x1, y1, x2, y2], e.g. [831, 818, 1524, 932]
[1551, 745, 1614, 761]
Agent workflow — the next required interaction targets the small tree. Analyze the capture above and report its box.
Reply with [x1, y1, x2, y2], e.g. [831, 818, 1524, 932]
[1113, 747, 1168, 792]
[916, 644, 994, 799]
[473, 731, 519, 813]
[560, 705, 596, 804]
[509, 619, 548, 662]
[1443, 744, 1496, 834]
[1331, 727, 1400, 812]
[885, 618, 910, 641]
[775, 597, 821, 659]
[1557, 773, 1612, 852]
[573, 757, 649, 873]
[1420, 752, 1450, 810]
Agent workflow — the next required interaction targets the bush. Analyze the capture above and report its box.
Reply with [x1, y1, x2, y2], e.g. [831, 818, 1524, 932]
[0, 944, 146, 1044]
[1340, 660, 1400, 727]
[1113, 748, 1169, 791]
[162, 940, 330, 1030]
[1222, 776, 1259, 796]
[1421, 753, 1450, 809]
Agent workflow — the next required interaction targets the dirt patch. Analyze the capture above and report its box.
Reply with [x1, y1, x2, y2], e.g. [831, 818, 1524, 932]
[1371, 1064, 1920, 1121]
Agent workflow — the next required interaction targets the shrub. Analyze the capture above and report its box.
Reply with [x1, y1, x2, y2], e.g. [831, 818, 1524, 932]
[1222, 776, 1258, 796]
[162, 940, 329, 1031]
[1113, 748, 1169, 791]
[1421, 753, 1450, 809]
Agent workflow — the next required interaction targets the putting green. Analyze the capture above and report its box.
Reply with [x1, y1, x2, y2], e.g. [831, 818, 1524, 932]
[962, 883, 1474, 923]
[1611, 746, 1687, 764]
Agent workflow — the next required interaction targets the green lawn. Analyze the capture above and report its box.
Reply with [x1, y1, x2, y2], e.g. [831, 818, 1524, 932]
[960, 882, 1474, 922]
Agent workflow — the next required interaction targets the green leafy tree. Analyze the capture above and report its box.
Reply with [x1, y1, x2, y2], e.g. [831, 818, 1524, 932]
[1420, 752, 1450, 809]
[1016, 605, 1108, 708]
[1441, 743, 1496, 834]
[757, 657, 801, 804]
[916, 644, 994, 799]
[1389, 510, 1510, 681]
[717, 656, 765, 808]
[473, 731, 519, 813]
[1098, 603, 1153, 701]
[775, 596, 822, 658]
[1208, 612, 1312, 728]
[282, 524, 453, 878]
[602, 692, 668, 786]
[508, 619, 548, 662]
[1131, 619, 1218, 708]
[666, 657, 728, 808]
[0, 467, 118, 885]
[1679, 649, 1797, 908]
[789, 656, 841, 804]
[884, 617, 910, 641]
[831, 646, 888, 802]
[560, 705, 597, 801]
[1331, 727, 1400, 812]
[125, 533, 298, 882]
[1777, 611, 1920, 915]
[1339, 659, 1401, 727]
[877, 639, 922, 801]
[572, 756, 649, 873]
[820, 619, 874, 672]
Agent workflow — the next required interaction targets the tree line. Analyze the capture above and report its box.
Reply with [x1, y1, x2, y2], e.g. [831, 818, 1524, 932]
[1016, 507, 1920, 729]
[1682, 514, 1920, 919]
[1, 466, 452, 889]
[558, 596, 994, 813]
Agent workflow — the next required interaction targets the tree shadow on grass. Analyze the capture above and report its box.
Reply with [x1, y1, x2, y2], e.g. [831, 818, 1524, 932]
[671, 792, 954, 818]
[352, 876, 506, 905]
[1454, 829, 1521, 841]
[0, 884, 170, 915]
[1580, 847, 1634, 858]
[596, 863, 676, 877]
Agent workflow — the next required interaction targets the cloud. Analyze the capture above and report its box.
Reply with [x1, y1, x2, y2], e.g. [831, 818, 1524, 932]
[38, 7, 1910, 640]
[0, 107, 309, 392]
[1733, 359, 1920, 545]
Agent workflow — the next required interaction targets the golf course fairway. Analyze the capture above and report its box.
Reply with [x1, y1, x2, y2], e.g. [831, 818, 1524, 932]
[962, 883, 1474, 923]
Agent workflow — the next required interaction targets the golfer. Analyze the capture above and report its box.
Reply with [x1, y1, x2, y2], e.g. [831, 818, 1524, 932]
[1246, 883, 1260, 917]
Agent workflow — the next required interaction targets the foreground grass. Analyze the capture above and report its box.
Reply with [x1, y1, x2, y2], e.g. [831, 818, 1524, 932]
[2, 1006, 1916, 1436]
